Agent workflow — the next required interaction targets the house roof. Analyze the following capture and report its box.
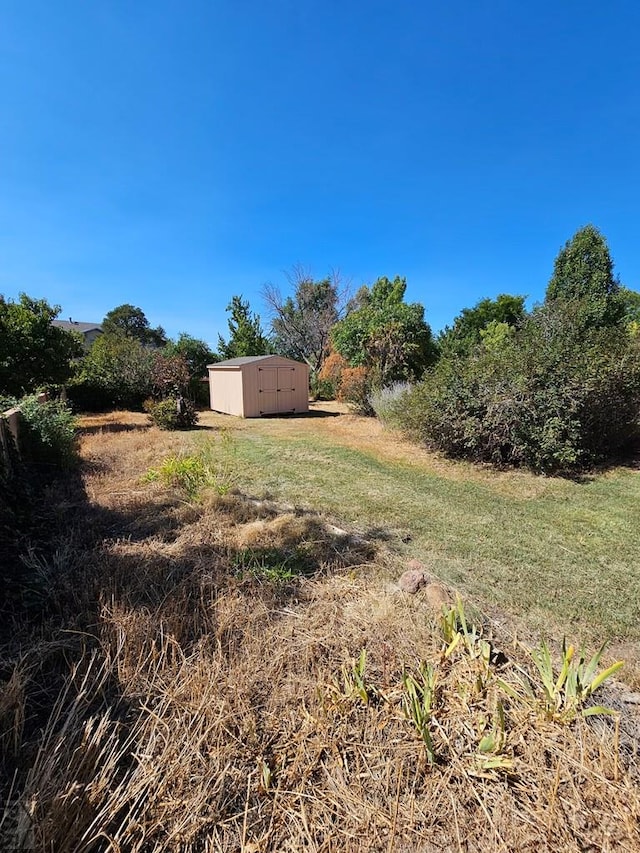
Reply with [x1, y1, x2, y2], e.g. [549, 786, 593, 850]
[52, 320, 103, 333]
[208, 355, 281, 368]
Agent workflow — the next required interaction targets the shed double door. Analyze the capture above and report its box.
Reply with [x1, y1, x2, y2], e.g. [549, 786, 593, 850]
[258, 366, 296, 414]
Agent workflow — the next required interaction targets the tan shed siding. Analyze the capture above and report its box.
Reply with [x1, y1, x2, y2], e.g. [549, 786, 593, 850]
[292, 363, 310, 412]
[242, 357, 309, 417]
[209, 368, 244, 416]
[209, 356, 309, 417]
[241, 363, 260, 417]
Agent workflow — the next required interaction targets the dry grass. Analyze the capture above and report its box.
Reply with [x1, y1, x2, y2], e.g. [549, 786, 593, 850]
[1, 414, 640, 851]
[197, 405, 640, 685]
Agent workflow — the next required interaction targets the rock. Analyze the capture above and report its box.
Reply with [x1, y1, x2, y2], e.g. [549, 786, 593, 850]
[398, 569, 427, 594]
[406, 558, 426, 573]
[424, 582, 450, 612]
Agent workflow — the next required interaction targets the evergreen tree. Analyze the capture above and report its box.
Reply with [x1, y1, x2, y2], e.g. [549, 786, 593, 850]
[217, 296, 271, 359]
[545, 225, 623, 328]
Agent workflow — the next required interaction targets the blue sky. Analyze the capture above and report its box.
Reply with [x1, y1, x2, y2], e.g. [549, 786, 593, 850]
[1, 1, 639, 346]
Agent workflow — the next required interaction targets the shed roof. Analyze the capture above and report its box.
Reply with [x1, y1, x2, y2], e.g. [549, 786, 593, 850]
[208, 355, 302, 368]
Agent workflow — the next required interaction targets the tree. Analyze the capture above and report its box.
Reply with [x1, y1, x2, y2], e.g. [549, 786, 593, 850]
[70, 332, 155, 409]
[619, 287, 640, 325]
[102, 304, 167, 347]
[331, 276, 436, 385]
[0, 294, 83, 396]
[545, 225, 623, 328]
[164, 333, 217, 403]
[438, 294, 527, 357]
[263, 267, 346, 376]
[150, 352, 190, 399]
[165, 333, 217, 378]
[217, 296, 271, 359]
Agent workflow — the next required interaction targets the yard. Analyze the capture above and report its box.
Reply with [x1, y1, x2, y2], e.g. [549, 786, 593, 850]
[194, 402, 640, 675]
[3, 403, 640, 852]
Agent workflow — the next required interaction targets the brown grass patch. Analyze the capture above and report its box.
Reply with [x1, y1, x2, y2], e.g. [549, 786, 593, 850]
[1, 413, 639, 851]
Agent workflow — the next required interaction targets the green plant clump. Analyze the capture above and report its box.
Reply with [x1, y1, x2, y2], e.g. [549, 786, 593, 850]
[4, 395, 78, 468]
[398, 308, 640, 472]
[232, 545, 314, 582]
[147, 397, 199, 431]
[144, 454, 207, 498]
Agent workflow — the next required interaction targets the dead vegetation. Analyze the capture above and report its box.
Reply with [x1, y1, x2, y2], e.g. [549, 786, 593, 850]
[1, 414, 639, 851]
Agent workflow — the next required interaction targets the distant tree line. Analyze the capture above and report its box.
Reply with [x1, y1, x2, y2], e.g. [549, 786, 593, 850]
[2, 223, 639, 468]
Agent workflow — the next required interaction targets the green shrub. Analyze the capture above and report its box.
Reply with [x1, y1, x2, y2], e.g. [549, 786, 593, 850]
[69, 333, 156, 411]
[399, 307, 640, 473]
[147, 397, 199, 431]
[309, 375, 336, 402]
[65, 379, 114, 413]
[15, 396, 77, 468]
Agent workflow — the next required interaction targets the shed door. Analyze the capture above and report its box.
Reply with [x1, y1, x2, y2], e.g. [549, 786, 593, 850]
[258, 368, 278, 413]
[276, 367, 296, 412]
[258, 366, 297, 414]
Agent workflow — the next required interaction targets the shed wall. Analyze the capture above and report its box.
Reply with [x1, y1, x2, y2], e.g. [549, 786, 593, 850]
[242, 360, 309, 417]
[209, 368, 244, 416]
[209, 357, 309, 417]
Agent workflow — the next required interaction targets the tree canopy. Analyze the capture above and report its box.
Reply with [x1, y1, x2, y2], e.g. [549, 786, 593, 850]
[438, 294, 527, 357]
[331, 276, 436, 385]
[164, 333, 217, 404]
[619, 287, 640, 326]
[73, 332, 156, 409]
[545, 225, 622, 328]
[0, 294, 83, 397]
[165, 333, 217, 377]
[264, 268, 344, 375]
[217, 296, 271, 359]
[102, 304, 167, 347]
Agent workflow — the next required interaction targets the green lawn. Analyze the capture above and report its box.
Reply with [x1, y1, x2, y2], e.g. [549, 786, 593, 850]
[202, 421, 640, 661]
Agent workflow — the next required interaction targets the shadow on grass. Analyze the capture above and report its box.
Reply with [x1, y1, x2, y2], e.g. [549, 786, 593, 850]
[0, 446, 381, 848]
[552, 445, 640, 484]
[77, 421, 150, 435]
[259, 408, 341, 419]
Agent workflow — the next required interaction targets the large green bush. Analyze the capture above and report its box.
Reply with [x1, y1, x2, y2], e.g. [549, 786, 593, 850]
[399, 306, 640, 473]
[1, 395, 77, 467]
[68, 333, 156, 411]
[147, 397, 199, 430]
[17, 396, 77, 467]
[0, 294, 83, 396]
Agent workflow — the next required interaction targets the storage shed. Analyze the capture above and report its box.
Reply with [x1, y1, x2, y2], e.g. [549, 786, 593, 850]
[207, 355, 309, 417]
